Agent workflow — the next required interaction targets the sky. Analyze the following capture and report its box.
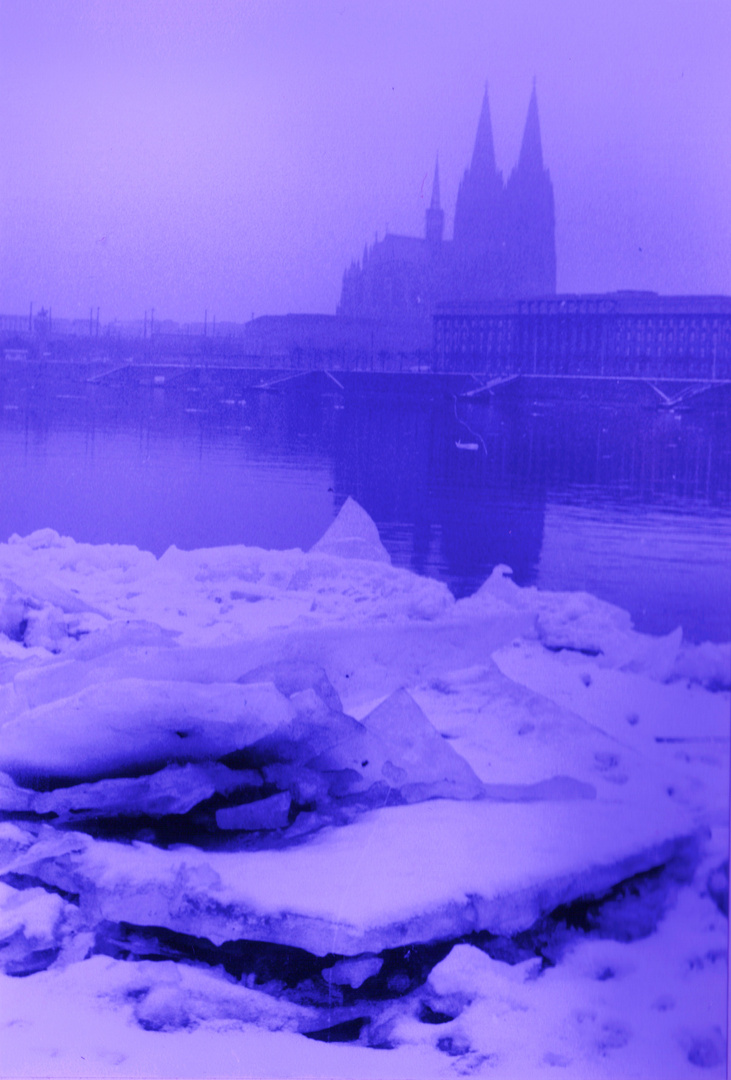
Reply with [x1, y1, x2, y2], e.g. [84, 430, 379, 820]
[1, 0, 730, 323]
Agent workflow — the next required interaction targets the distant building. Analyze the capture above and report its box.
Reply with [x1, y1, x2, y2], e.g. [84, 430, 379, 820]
[337, 82, 556, 322]
[434, 292, 731, 378]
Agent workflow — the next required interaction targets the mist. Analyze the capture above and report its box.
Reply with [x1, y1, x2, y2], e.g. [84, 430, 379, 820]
[1, 0, 729, 322]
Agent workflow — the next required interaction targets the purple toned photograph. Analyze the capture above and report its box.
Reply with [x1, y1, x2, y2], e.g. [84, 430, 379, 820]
[0, 2, 728, 1076]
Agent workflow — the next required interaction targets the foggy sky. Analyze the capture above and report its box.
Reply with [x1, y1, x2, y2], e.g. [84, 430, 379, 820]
[1, 0, 730, 323]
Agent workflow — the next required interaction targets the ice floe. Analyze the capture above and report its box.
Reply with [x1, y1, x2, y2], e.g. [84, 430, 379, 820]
[0, 499, 727, 1078]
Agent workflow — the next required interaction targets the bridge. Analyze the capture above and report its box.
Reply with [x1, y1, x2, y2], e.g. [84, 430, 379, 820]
[3, 293, 731, 400]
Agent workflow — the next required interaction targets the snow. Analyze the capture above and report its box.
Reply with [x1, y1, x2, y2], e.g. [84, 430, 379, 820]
[0, 501, 727, 1077]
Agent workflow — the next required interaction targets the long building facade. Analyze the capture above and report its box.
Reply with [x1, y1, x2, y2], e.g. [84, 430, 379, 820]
[434, 293, 731, 379]
[337, 82, 556, 321]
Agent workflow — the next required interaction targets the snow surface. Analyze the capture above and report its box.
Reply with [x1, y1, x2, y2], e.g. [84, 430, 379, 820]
[0, 503, 727, 1077]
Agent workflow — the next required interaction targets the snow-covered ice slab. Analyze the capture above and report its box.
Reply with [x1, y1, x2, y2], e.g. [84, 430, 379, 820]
[7, 794, 698, 957]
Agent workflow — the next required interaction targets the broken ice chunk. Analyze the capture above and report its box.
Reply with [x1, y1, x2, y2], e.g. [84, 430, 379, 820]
[216, 792, 292, 831]
[310, 497, 391, 564]
[0, 678, 294, 785]
[0, 772, 35, 812]
[282, 688, 485, 808]
[358, 689, 484, 803]
[262, 762, 330, 805]
[32, 763, 260, 821]
[323, 955, 383, 988]
[238, 660, 343, 713]
[0, 880, 72, 976]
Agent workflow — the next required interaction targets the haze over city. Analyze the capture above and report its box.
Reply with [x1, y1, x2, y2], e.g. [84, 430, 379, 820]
[1, 0, 730, 324]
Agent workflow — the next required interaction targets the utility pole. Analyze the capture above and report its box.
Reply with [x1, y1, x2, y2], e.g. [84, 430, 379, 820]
[89, 308, 93, 336]
[96, 307, 100, 337]
[29, 302, 33, 333]
[143, 310, 147, 339]
[150, 308, 154, 336]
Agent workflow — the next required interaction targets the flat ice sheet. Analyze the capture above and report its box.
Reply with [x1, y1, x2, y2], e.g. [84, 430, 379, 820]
[10, 794, 697, 956]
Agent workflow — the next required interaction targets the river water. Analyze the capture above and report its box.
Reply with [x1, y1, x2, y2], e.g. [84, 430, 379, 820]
[0, 365, 729, 643]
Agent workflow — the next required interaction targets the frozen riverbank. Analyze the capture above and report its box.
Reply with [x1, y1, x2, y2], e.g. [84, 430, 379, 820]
[0, 500, 728, 1077]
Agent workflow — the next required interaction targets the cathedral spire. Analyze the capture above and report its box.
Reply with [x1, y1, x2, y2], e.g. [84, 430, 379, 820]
[470, 82, 498, 178]
[429, 155, 441, 210]
[504, 79, 556, 296]
[517, 79, 544, 173]
[425, 154, 444, 247]
[453, 80, 504, 249]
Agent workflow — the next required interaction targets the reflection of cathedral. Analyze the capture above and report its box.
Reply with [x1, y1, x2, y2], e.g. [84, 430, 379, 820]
[338, 83, 556, 322]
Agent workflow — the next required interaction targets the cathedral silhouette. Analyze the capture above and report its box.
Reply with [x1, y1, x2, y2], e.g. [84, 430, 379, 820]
[337, 82, 556, 321]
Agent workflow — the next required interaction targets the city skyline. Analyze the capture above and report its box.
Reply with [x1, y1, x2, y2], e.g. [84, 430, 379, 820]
[338, 81, 556, 323]
[1, 0, 730, 323]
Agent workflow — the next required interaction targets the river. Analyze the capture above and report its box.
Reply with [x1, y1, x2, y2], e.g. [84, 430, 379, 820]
[0, 363, 729, 643]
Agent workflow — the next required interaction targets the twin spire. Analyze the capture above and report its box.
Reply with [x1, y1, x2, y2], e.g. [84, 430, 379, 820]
[427, 79, 546, 245]
[471, 78, 545, 180]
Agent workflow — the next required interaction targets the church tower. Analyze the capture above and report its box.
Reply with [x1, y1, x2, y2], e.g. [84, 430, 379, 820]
[424, 157, 444, 249]
[503, 81, 556, 295]
[336, 80, 558, 320]
[453, 84, 504, 248]
[452, 83, 506, 298]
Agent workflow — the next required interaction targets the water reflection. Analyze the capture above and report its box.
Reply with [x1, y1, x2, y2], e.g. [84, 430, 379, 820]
[0, 364, 728, 641]
[333, 393, 547, 592]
